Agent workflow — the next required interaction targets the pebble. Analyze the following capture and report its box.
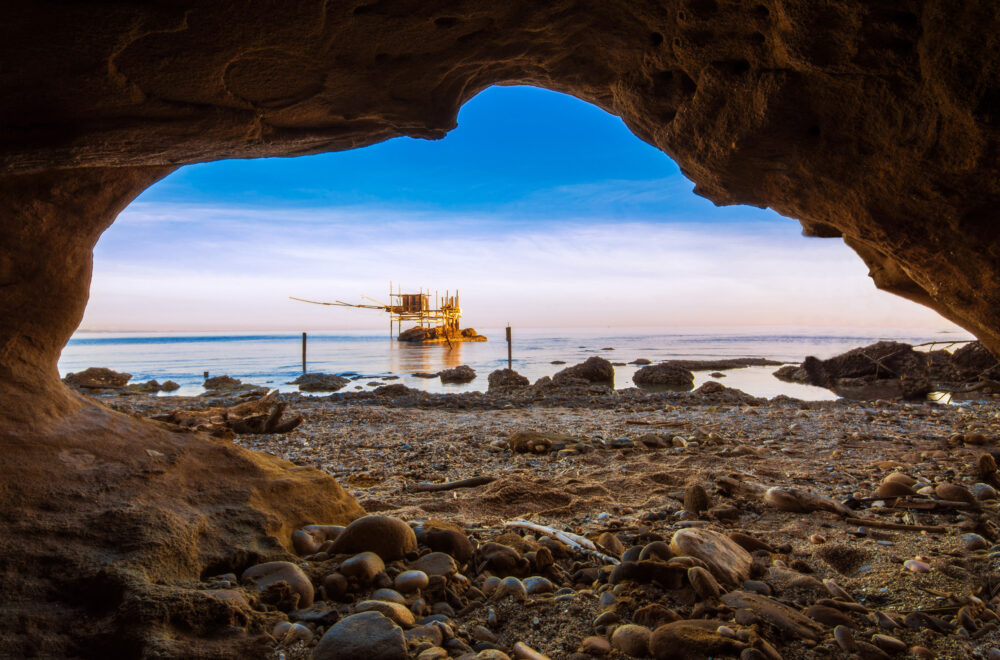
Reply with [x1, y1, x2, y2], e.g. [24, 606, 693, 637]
[493, 577, 527, 601]
[331, 515, 417, 561]
[340, 552, 385, 582]
[475, 651, 511, 660]
[833, 625, 855, 652]
[871, 634, 907, 653]
[313, 611, 406, 660]
[471, 625, 497, 643]
[934, 482, 975, 504]
[974, 483, 999, 500]
[524, 576, 556, 595]
[322, 572, 348, 599]
[598, 591, 617, 609]
[372, 588, 407, 605]
[648, 620, 746, 659]
[962, 533, 989, 551]
[240, 561, 314, 609]
[416, 648, 449, 660]
[395, 569, 429, 592]
[580, 636, 611, 655]
[596, 532, 624, 557]
[593, 611, 620, 628]
[741, 580, 771, 596]
[684, 483, 712, 514]
[355, 600, 416, 626]
[809, 534, 827, 544]
[415, 523, 476, 563]
[481, 576, 501, 596]
[413, 552, 458, 577]
[669, 528, 752, 586]
[511, 642, 550, 660]
[687, 566, 722, 600]
[611, 624, 651, 657]
[903, 559, 931, 573]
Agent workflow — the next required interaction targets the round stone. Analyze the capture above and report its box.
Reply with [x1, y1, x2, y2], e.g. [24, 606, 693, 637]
[412, 552, 458, 577]
[340, 551, 385, 582]
[314, 611, 406, 660]
[493, 576, 527, 601]
[904, 559, 931, 573]
[523, 576, 556, 595]
[611, 624, 651, 657]
[372, 588, 407, 605]
[354, 599, 416, 626]
[395, 569, 429, 592]
[331, 515, 417, 560]
[240, 561, 314, 609]
[963, 533, 989, 551]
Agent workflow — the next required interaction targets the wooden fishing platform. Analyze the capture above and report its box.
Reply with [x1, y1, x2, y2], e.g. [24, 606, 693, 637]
[290, 282, 486, 343]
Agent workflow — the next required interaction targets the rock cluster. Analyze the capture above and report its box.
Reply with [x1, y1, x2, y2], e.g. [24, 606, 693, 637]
[774, 340, 1000, 399]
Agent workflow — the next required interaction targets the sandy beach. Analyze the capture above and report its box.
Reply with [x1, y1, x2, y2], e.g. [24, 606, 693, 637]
[88, 372, 1000, 660]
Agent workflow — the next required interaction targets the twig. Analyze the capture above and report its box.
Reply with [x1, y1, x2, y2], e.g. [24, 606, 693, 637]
[404, 476, 496, 493]
[504, 519, 620, 564]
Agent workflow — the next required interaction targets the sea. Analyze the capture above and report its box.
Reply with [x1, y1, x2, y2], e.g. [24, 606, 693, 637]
[58, 326, 974, 401]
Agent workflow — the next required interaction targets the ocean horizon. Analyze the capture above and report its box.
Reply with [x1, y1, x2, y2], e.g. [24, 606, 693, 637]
[59, 325, 973, 401]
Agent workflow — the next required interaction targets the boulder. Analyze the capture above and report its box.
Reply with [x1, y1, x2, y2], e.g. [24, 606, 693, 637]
[203, 375, 242, 390]
[292, 373, 350, 392]
[632, 363, 695, 389]
[553, 356, 614, 386]
[487, 368, 529, 393]
[313, 611, 406, 660]
[330, 515, 417, 560]
[64, 367, 131, 389]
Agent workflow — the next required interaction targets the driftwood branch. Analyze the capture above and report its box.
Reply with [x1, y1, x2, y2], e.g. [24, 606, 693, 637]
[504, 519, 620, 564]
[405, 476, 496, 493]
[152, 390, 303, 437]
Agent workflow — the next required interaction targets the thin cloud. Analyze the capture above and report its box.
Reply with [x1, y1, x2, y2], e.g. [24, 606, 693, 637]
[83, 202, 959, 332]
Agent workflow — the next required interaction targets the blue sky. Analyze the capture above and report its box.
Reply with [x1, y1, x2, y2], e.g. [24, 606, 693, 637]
[84, 86, 957, 331]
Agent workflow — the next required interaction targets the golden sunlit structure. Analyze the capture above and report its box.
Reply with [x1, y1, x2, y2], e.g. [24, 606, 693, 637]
[291, 283, 485, 343]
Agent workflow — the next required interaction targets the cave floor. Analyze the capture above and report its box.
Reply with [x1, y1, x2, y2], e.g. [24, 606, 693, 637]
[97, 387, 1000, 659]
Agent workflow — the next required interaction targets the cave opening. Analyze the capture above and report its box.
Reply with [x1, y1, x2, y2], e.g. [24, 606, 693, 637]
[63, 85, 963, 401]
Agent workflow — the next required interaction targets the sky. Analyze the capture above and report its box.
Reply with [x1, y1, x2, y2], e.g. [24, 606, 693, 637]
[82, 85, 959, 332]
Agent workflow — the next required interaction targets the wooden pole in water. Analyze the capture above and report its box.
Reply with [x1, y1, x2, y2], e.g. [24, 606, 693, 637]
[506, 325, 512, 370]
[302, 332, 307, 372]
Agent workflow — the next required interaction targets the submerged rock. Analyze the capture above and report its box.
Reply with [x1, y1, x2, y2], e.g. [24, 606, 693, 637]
[633, 363, 695, 389]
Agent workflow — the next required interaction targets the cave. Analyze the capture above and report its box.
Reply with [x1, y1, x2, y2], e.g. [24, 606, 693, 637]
[2, 1, 1000, 657]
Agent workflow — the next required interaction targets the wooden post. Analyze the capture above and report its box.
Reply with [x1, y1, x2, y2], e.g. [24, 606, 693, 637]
[302, 332, 307, 372]
[506, 325, 512, 370]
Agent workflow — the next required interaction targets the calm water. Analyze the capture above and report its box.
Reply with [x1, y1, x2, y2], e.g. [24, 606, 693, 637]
[59, 327, 972, 401]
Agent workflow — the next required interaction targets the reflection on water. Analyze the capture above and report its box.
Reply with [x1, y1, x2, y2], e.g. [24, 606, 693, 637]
[390, 342, 465, 379]
[59, 326, 973, 401]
